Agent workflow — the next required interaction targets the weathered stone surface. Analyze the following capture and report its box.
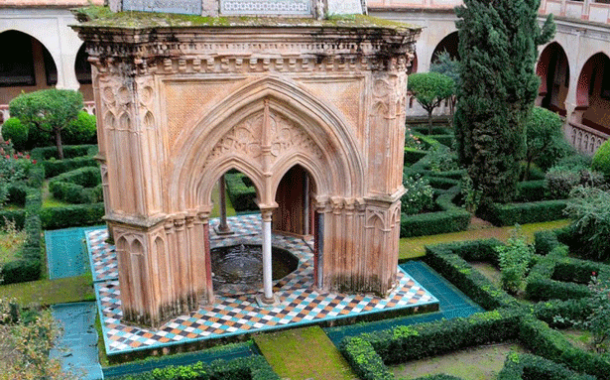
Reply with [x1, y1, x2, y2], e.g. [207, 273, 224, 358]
[74, 18, 419, 327]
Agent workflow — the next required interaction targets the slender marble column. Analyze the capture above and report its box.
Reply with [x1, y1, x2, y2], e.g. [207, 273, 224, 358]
[215, 175, 233, 235]
[261, 210, 274, 302]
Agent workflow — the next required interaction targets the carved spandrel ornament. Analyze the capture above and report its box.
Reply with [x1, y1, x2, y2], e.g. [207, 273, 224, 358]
[206, 109, 323, 167]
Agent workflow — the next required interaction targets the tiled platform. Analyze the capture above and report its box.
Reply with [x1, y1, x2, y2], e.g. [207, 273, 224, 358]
[86, 215, 439, 356]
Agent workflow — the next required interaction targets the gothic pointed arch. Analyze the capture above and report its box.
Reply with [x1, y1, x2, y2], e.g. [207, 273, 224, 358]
[169, 76, 365, 211]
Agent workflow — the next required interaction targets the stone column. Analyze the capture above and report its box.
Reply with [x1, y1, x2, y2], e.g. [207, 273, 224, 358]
[260, 209, 274, 303]
[315, 209, 324, 289]
[215, 175, 233, 235]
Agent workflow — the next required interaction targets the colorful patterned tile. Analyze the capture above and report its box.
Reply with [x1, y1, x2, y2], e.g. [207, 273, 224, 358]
[89, 214, 439, 356]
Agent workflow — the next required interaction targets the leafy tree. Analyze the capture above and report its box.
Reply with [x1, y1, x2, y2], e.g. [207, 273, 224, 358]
[454, 0, 555, 204]
[431, 51, 460, 116]
[9, 89, 83, 159]
[430, 51, 460, 84]
[408, 72, 455, 134]
[524, 106, 566, 179]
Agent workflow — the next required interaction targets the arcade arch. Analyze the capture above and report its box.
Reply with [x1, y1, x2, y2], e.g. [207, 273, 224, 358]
[431, 31, 459, 65]
[0, 30, 58, 105]
[576, 52, 610, 133]
[536, 42, 570, 115]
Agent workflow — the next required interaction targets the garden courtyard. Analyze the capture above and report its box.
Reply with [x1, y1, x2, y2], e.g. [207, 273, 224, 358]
[1, 2, 610, 380]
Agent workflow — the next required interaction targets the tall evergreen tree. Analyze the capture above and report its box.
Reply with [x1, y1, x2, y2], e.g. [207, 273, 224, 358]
[454, 0, 555, 204]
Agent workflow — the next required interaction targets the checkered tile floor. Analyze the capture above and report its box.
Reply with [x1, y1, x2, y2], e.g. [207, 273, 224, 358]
[87, 215, 439, 355]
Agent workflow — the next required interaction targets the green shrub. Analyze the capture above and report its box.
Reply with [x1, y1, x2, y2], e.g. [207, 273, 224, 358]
[424, 241, 519, 310]
[111, 356, 280, 380]
[533, 230, 561, 255]
[402, 175, 435, 215]
[39, 203, 104, 230]
[556, 153, 592, 170]
[525, 246, 593, 302]
[544, 167, 579, 199]
[400, 209, 470, 238]
[426, 176, 459, 190]
[565, 185, 610, 261]
[481, 200, 568, 226]
[63, 111, 97, 145]
[349, 309, 522, 366]
[518, 316, 610, 379]
[427, 144, 459, 173]
[1, 118, 28, 150]
[341, 337, 392, 380]
[532, 298, 593, 328]
[494, 226, 534, 294]
[1, 186, 43, 284]
[31, 144, 97, 160]
[48, 166, 103, 204]
[0, 210, 26, 230]
[497, 353, 596, 380]
[591, 139, 610, 178]
[427, 134, 454, 148]
[516, 180, 546, 202]
[23, 164, 44, 190]
[224, 173, 258, 212]
[404, 147, 428, 165]
[42, 156, 98, 178]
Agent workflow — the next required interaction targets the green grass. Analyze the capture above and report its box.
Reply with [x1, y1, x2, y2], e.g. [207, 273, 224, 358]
[399, 219, 571, 260]
[41, 180, 71, 208]
[0, 274, 95, 306]
[392, 342, 528, 380]
[254, 326, 357, 380]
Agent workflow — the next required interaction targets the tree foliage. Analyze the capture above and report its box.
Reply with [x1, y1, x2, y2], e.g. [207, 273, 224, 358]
[430, 51, 460, 86]
[524, 106, 567, 178]
[9, 89, 83, 159]
[454, 0, 555, 204]
[408, 72, 455, 133]
[592, 139, 610, 179]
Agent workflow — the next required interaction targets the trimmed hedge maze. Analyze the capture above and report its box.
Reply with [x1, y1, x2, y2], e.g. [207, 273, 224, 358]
[0, 145, 104, 285]
[340, 237, 610, 380]
[110, 355, 280, 380]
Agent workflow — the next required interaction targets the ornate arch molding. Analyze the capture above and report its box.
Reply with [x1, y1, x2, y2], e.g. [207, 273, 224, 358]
[169, 77, 366, 211]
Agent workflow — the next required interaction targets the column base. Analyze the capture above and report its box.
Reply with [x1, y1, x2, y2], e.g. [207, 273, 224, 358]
[256, 294, 280, 307]
[213, 225, 235, 236]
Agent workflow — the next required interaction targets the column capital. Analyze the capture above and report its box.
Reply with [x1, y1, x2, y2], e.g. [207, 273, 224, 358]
[260, 208, 275, 222]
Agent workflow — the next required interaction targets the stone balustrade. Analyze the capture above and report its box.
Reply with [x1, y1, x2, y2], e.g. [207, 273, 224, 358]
[567, 121, 609, 155]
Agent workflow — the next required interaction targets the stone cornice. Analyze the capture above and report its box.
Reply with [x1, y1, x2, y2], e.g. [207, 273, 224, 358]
[77, 25, 420, 74]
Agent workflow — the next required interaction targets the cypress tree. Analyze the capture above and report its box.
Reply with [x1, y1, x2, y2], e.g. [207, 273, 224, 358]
[454, 0, 555, 204]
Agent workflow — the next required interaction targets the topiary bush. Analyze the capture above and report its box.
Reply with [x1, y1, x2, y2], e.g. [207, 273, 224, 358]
[592, 138, 610, 179]
[1, 118, 28, 151]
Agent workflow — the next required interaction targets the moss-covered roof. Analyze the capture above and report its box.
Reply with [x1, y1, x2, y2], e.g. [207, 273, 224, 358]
[72, 6, 420, 32]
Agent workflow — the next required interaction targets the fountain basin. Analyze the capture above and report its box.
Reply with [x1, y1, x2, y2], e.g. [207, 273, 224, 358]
[211, 243, 299, 295]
